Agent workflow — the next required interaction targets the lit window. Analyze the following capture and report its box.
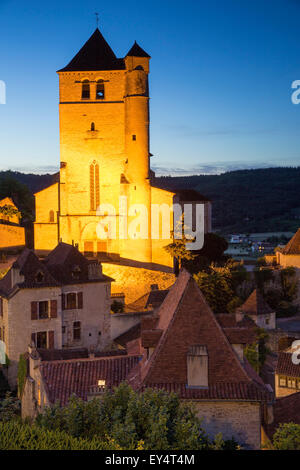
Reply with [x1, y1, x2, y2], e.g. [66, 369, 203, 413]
[96, 79, 104, 99]
[81, 80, 90, 99]
[279, 376, 286, 387]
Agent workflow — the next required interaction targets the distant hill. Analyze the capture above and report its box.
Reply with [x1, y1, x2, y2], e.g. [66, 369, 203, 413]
[1, 167, 300, 234]
[154, 167, 300, 234]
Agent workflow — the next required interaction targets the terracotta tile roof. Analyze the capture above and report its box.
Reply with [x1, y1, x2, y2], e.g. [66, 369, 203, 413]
[126, 289, 169, 312]
[266, 392, 300, 438]
[276, 352, 300, 378]
[40, 355, 140, 406]
[114, 324, 141, 348]
[37, 348, 127, 362]
[127, 270, 271, 402]
[140, 382, 272, 402]
[126, 41, 150, 58]
[58, 28, 125, 72]
[282, 229, 300, 255]
[216, 313, 256, 328]
[241, 289, 273, 316]
[223, 327, 257, 345]
[141, 329, 163, 348]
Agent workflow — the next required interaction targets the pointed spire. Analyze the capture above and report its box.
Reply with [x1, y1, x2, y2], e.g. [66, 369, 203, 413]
[282, 228, 300, 255]
[241, 289, 273, 316]
[126, 41, 150, 58]
[58, 28, 125, 72]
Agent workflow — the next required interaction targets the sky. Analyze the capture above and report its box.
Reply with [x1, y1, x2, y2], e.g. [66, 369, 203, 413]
[1, 0, 300, 176]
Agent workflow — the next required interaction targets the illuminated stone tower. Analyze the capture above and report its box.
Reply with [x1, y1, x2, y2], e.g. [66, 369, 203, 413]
[34, 28, 175, 268]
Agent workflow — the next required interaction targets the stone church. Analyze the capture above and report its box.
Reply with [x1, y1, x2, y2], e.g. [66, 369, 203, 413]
[34, 28, 211, 269]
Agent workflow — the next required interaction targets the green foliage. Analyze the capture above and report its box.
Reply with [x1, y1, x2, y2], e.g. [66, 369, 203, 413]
[244, 328, 269, 373]
[0, 392, 20, 422]
[0, 371, 10, 399]
[0, 420, 121, 450]
[264, 267, 298, 318]
[273, 423, 300, 450]
[36, 383, 211, 450]
[254, 268, 274, 293]
[17, 354, 27, 397]
[193, 260, 247, 313]
[0, 175, 34, 222]
[0, 204, 20, 218]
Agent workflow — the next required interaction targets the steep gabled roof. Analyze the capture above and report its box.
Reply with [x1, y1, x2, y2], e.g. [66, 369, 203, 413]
[241, 289, 273, 316]
[58, 28, 125, 72]
[282, 229, 300, 255]
[127, 270, 271, 401]
[0, 248, 59, 297]
[126, 41, 150, 58]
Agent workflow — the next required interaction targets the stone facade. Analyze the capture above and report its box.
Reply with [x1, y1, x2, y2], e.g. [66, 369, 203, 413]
[0, 197, 25, 251]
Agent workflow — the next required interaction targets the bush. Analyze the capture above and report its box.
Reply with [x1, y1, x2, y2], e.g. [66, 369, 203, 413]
[273, 423, 300, 450]
[36, 383, 211, 450]
[0, 421, 120, 450]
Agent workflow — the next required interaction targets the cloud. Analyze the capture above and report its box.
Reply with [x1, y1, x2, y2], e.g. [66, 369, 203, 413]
[0, 165, 59, 175]
[151, 160, 283, 176]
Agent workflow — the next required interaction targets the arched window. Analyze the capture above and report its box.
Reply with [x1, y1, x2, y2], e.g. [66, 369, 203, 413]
[49, 210, 54, 223]
[96, 79, 104, 99]
[91, 122, 95, 131]
[90, 161, 100, 211]
[81, 80, 90, 99]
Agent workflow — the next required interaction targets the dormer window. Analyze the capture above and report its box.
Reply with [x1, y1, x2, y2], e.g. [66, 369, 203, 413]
[96, 79, 104, 99]
[81, 80, 90, 99]
[36, 271, 44, 283]
[72, 265, 81, 280]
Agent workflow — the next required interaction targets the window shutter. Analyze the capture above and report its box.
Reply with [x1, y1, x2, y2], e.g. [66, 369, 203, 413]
[31, 333, 36, 346]
[48, 331, 54, 349]
[77, 292, 83, 309]
[50, 300, 57, 318]
[31, 302, 38, 320]
[61, 294, 65, 311]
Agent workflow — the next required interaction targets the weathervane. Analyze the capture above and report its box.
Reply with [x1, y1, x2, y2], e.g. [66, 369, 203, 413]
[95, 12, 99, 28]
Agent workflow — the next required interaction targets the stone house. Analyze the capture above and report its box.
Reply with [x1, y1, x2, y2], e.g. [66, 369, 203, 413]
[236, 289, 276, 330]
[0, 242, 113, 388]
[0, 197, 25, 251]
[275, 350, 300, 398]
[22, 270, 273, 449]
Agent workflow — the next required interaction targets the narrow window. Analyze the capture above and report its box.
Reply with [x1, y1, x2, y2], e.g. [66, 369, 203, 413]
[0, 298, 3, 317]
[91, 122, 95, 131]
[73, 321, 81, 340]
[132, 135, 136, 141]
[66, 293, 77, 310]
[96, 79, 104, 99]
[81, 80, 90, 99]
[36, 331, 47, 349]
[36, 271, 44, 283]
[90, 161, 100, 210]
[38, 301, 49, 319]
[49, 210, 55, 223]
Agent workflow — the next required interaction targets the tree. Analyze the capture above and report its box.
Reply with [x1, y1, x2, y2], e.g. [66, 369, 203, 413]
[164, 217, 196, 272]
[273, 423, 300, 450]
[36, 383, 211, 450]
[0, 176, 34, 222]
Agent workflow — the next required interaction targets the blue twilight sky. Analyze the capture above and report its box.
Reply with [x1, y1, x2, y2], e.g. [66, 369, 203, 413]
[1, 0, 300, 175]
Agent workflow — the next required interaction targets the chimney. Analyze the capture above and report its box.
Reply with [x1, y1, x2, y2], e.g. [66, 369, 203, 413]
[88, 261, 102, 280]
[187, 345, 208, 388]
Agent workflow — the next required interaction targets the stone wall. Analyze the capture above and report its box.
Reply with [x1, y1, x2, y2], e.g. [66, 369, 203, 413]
[195, 400, 261, 450]
[102, 263, 175, 304]
[0, 224, 25, 250]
